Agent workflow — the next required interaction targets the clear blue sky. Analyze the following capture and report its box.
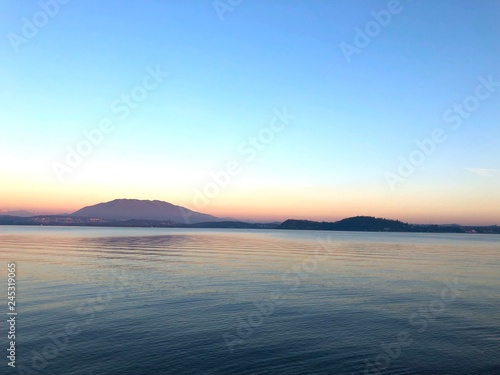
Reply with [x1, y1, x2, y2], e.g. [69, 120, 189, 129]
[1, 0, 499, 224]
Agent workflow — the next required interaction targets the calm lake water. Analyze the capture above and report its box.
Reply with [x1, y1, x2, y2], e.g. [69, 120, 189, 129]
[1, 226, 499, 375]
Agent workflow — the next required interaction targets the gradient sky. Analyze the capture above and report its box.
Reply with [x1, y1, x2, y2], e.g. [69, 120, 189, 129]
[1, 0, 499, 224]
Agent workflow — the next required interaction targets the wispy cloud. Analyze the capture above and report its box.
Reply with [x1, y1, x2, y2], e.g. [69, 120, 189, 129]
[465, 168, 498, 177]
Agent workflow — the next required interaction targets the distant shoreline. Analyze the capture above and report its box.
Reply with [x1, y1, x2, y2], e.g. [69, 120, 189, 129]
[0, 215, 498, 234]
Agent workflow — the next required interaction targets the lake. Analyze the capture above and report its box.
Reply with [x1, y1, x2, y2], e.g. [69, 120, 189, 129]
[1, 226, 499, 375]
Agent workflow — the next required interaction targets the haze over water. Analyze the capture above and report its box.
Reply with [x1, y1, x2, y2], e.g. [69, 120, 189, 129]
[1, 226, 499, 375]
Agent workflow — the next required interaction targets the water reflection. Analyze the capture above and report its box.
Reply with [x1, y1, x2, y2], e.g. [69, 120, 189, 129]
[0, 227, 499, 374]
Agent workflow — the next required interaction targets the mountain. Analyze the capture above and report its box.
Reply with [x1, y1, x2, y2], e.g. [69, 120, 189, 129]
[71, 199, 221, 224]
[0, 210, 38, 217]
[332, 216, 411, 232]
[279, 216, 411, 231]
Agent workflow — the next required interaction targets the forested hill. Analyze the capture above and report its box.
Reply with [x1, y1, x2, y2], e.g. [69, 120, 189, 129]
[278, 216, 500, 234]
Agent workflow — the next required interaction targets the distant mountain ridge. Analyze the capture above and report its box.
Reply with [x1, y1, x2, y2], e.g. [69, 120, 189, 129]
[72, 199, 220, 224]
[278, 216, 499, 233]
[0, 201, 499, 233]
[279, 216, 411, 232]
[0, 210, 40, 217]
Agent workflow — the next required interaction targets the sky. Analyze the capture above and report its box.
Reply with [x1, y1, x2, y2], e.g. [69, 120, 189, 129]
[1, 0, 499, 225]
